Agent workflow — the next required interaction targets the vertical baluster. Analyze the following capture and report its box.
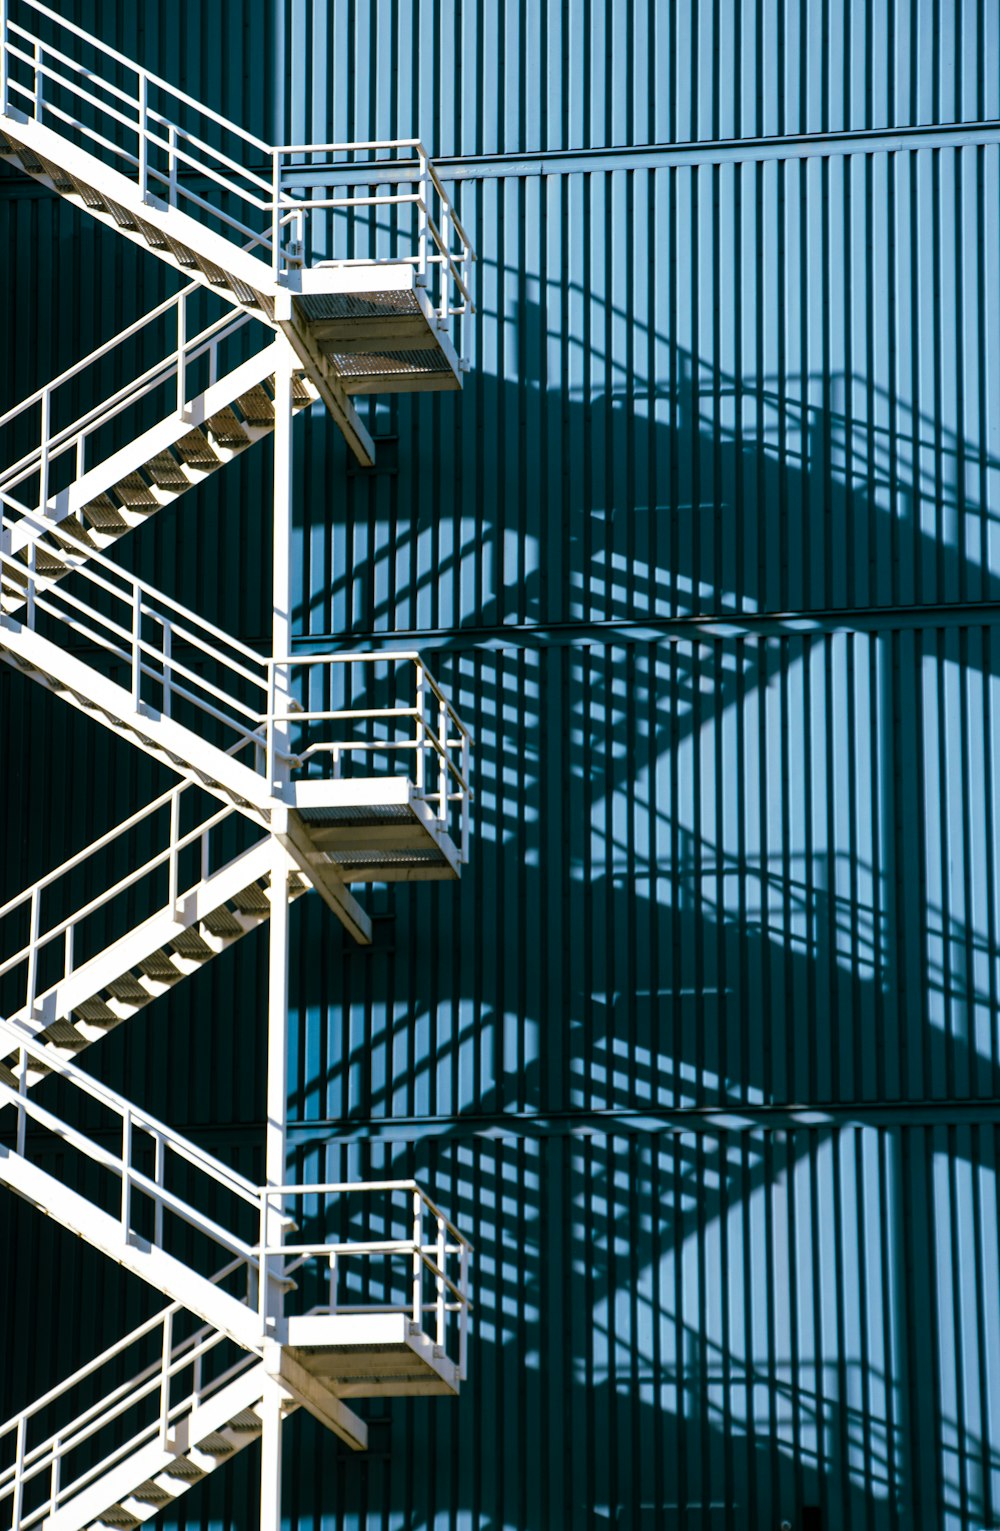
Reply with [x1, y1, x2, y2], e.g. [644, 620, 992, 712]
[153, 1129, 165, 1248]
[411, 1191, 423, 1327]
[417, 150, 428, 282]
[12, 1415, 25, 1530]
[439, 203, 450, 322]
[162, 618, 172, 717]
[436, 1215, 446, 1347]
[16, 1045, 27, 1157]
[328, 1251, 338, 1315]
[168, 788, 180, 912]
[176, 291, 186, 416]
[32, 38, 41, 122]
[25, 885, 40, 1023]
[168, 124, 178, 206]
[131, 585, 142, 709]
[461, 733, 470, 863]
[415, 664, 426, 793]
[49, 1433, 61, 1512]
[64, 921, 74, 981]
[121, 1107, 132, 1234]
[272, 152, 281, 279]
[137, 71, 148, 201]
[39, 386, 51, 516]
[159, 1309, 172, 1447]
[438, 699, 448, 823]
[459, 1242, 469, 1380]
[0, 0, 8, 116]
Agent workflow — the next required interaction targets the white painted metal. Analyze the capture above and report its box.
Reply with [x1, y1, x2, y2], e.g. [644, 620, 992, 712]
[0, 4, 476, 1514]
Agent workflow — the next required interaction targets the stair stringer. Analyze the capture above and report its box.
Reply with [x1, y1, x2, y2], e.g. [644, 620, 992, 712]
[0, 1145, 261, 1351]
[0, 111, 376, 464]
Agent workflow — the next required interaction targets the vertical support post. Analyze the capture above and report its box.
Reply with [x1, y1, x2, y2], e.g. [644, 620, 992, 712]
[64, 921, 74, 980]
[131, 584, 142, 709]
[271, 344, 295, 788]
[137, 70, 148, 201]
[271, 151, 281, 279]
[25, 885, 40, 1023]
[32, 38, 41, 122]
[415, 663, 426, 793]
[411, 1190, 423, 1326]
[16, 1046, 27, 1157]
[12, 1415, 25, 1531]
[153, 1129, 165, 1248]
[438, 699, 448, 823]
[49, 1435, 60, 1513]
[459, 1242, 469, 1379]
[168, 125, 178, 206]
[259, 1374, 283, 1531]
[328, 1251, 338, 1314]
[176, 291, 186, 417]
[0, 0, 8, 117]
[168, 788, 180, 911]
[416, 149, 429, 282]
[121, 1107, 132, 1235]
[461, 733, 470, 863]
[436, 1215, 446, 1346]
[439, 203, 450, 322]
[162, 618, 172, 717]
[39, 387, 51, 516]
[159, 1309, 172, 1447]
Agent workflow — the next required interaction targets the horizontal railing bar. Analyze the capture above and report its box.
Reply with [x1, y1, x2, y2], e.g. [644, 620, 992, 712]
[19, 0, 273, 152]
[264, 1180, 472, 1248]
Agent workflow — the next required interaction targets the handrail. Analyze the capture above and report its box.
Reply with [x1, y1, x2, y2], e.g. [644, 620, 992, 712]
[0, 2, 475, 325]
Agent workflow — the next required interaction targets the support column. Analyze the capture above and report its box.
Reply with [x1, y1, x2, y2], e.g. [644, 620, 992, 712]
[261, 339, 296, 1530]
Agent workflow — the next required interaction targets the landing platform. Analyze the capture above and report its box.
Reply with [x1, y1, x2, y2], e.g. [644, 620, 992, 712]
[277, 264, 462, 399]
[286, 1313, 460, 1398]
[290, 777, 461, 884]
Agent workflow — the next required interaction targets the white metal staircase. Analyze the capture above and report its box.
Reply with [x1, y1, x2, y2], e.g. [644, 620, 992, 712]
[0, 2, 476, 1524]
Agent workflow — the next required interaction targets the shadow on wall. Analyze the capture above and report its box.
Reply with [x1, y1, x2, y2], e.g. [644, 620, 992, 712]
[274, 312, 1000, 1531]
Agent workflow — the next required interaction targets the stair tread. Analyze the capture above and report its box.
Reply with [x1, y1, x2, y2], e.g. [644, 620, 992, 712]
[104, 198, 139, 230]
[138, 950, 184, 982]
[82, 494, 129, 531]
[194, 254, 229, 287]
[163, 233, 199, 269]
[114, 472, 158, 509]
[144, 451, 189, 489]
[231, 880, 271, 914]
[234, 384, 275, 425]
[72, 998, 119, 1024]
[201, 905, 245, 938]
[35, 1019, 86, 1048]
[170, 928, 214, 960]
[175, 429, 220, 468]
[206, 407, 250, 447]
[105, 974, 154, 1003]
[136, 216, 169, 249]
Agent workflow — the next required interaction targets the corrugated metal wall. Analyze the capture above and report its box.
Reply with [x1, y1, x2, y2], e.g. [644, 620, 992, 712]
[4, 1, 1000, 1526]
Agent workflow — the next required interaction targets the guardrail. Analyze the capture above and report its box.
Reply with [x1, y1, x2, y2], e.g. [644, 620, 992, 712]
[0, 499, 473, 848]
[0, 1266, 257, 1531]
[0, 775, 260, 1031]
[0, 284, 258, 512]
[260, 1180, 472, 1382]
[0, 0, 474, 340]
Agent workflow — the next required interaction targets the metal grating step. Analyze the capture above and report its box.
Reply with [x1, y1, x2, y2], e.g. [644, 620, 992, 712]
[175, 429, 221, 469]
[234, 383, 275, 426]
[82, 494, 129, 531]
[113, 472, 158, 509]
[144, 450, 189, 489]
[207, 407, 249, 447]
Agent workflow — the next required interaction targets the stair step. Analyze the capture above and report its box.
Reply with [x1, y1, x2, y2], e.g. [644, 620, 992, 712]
[82, 494, 129, 531]
[201, 905, 245, 939]
[196, 1431, 236, 1457]
[114, 472, 158, 510]
[105, 974, 155, 1005]
[144, 450, 189, 490]
[170, 928, 214, 962]
[50, 516, 99, 553]
[73, 998, 119, 1025]
[231, 880, 271, 915]
[95, 1508, 142, 1528]
[135, 217, 169, 249]
[137, 949, 185, 984]
[175, 429, 221, 469]
[0, 131, 13, 153]
[194, 254, 229, 287]
[18, 542, 67, 575]
[207, 407, 250, 447]
[104, 199, 139, 231]
[76, 181, 109, 212]
[291, 373, 313, 406]
[34, 1018, 86, 1050]
[128, 1483, 173, 1506]
[38, 154, 75, 192]
[228, 1407, 264, 1431]
[160, 1456, 206, 1482]
[15, 144, 44, 173]
[163, 233, 199, 269]
[234, 384, 275, 425]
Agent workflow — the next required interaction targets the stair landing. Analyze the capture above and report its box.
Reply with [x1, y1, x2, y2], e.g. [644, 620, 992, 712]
[286, 1314, 460, 1398]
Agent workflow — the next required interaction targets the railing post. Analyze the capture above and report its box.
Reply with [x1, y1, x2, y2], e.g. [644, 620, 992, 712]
[265, 662, 275, 788]
[461, 733, 470, 863]
[159, 1308, 172, 1447]
[328, 1251, 338, 1315]
[416, 150, 429, 282]
[49, 1432, 61, 1512]
[411, 1190, 422, 1327]
[137, 70, 148, 201]
[435, 1215, 446, 1347]
[0, 0, 8, 117]
[168, 124, 178, 206]
[121, 1107, 132, 1236]
[16, 1045, 28, 1157]
[168, 787, 180, 913]
[12, 1414, 25, 1531]
[131, 583, 142, 709]
[415, 664, 426, 793]
[64, 920, 74, 980]
[154, 1128, 165, 1248]
[32, 37, 41, 123]
[162, 617, 172, 716]
[26, 538, 36, 630]
[438, 699, 448, 824]
[439, 203, 450, 322]
[258, 1189, 270, 1333]
[39, 386, 51, 515]
[272, 151, 281, 279]
[25, 884, 40, 1023]
[176, 291, 186, 417]
[459, 1243, 469, 1380]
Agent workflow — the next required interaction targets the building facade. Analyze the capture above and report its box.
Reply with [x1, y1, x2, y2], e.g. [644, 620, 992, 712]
[3, 2, 1000, 1527]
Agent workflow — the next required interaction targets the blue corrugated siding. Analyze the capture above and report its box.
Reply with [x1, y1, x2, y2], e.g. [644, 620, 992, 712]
[4, 1, 1000, 1527]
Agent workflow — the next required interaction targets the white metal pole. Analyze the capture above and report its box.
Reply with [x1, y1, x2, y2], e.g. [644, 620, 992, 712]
[259, 1374, 283, 1531]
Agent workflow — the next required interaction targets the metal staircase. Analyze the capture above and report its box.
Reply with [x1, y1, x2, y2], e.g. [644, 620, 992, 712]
[0, 2, 476, 1525]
